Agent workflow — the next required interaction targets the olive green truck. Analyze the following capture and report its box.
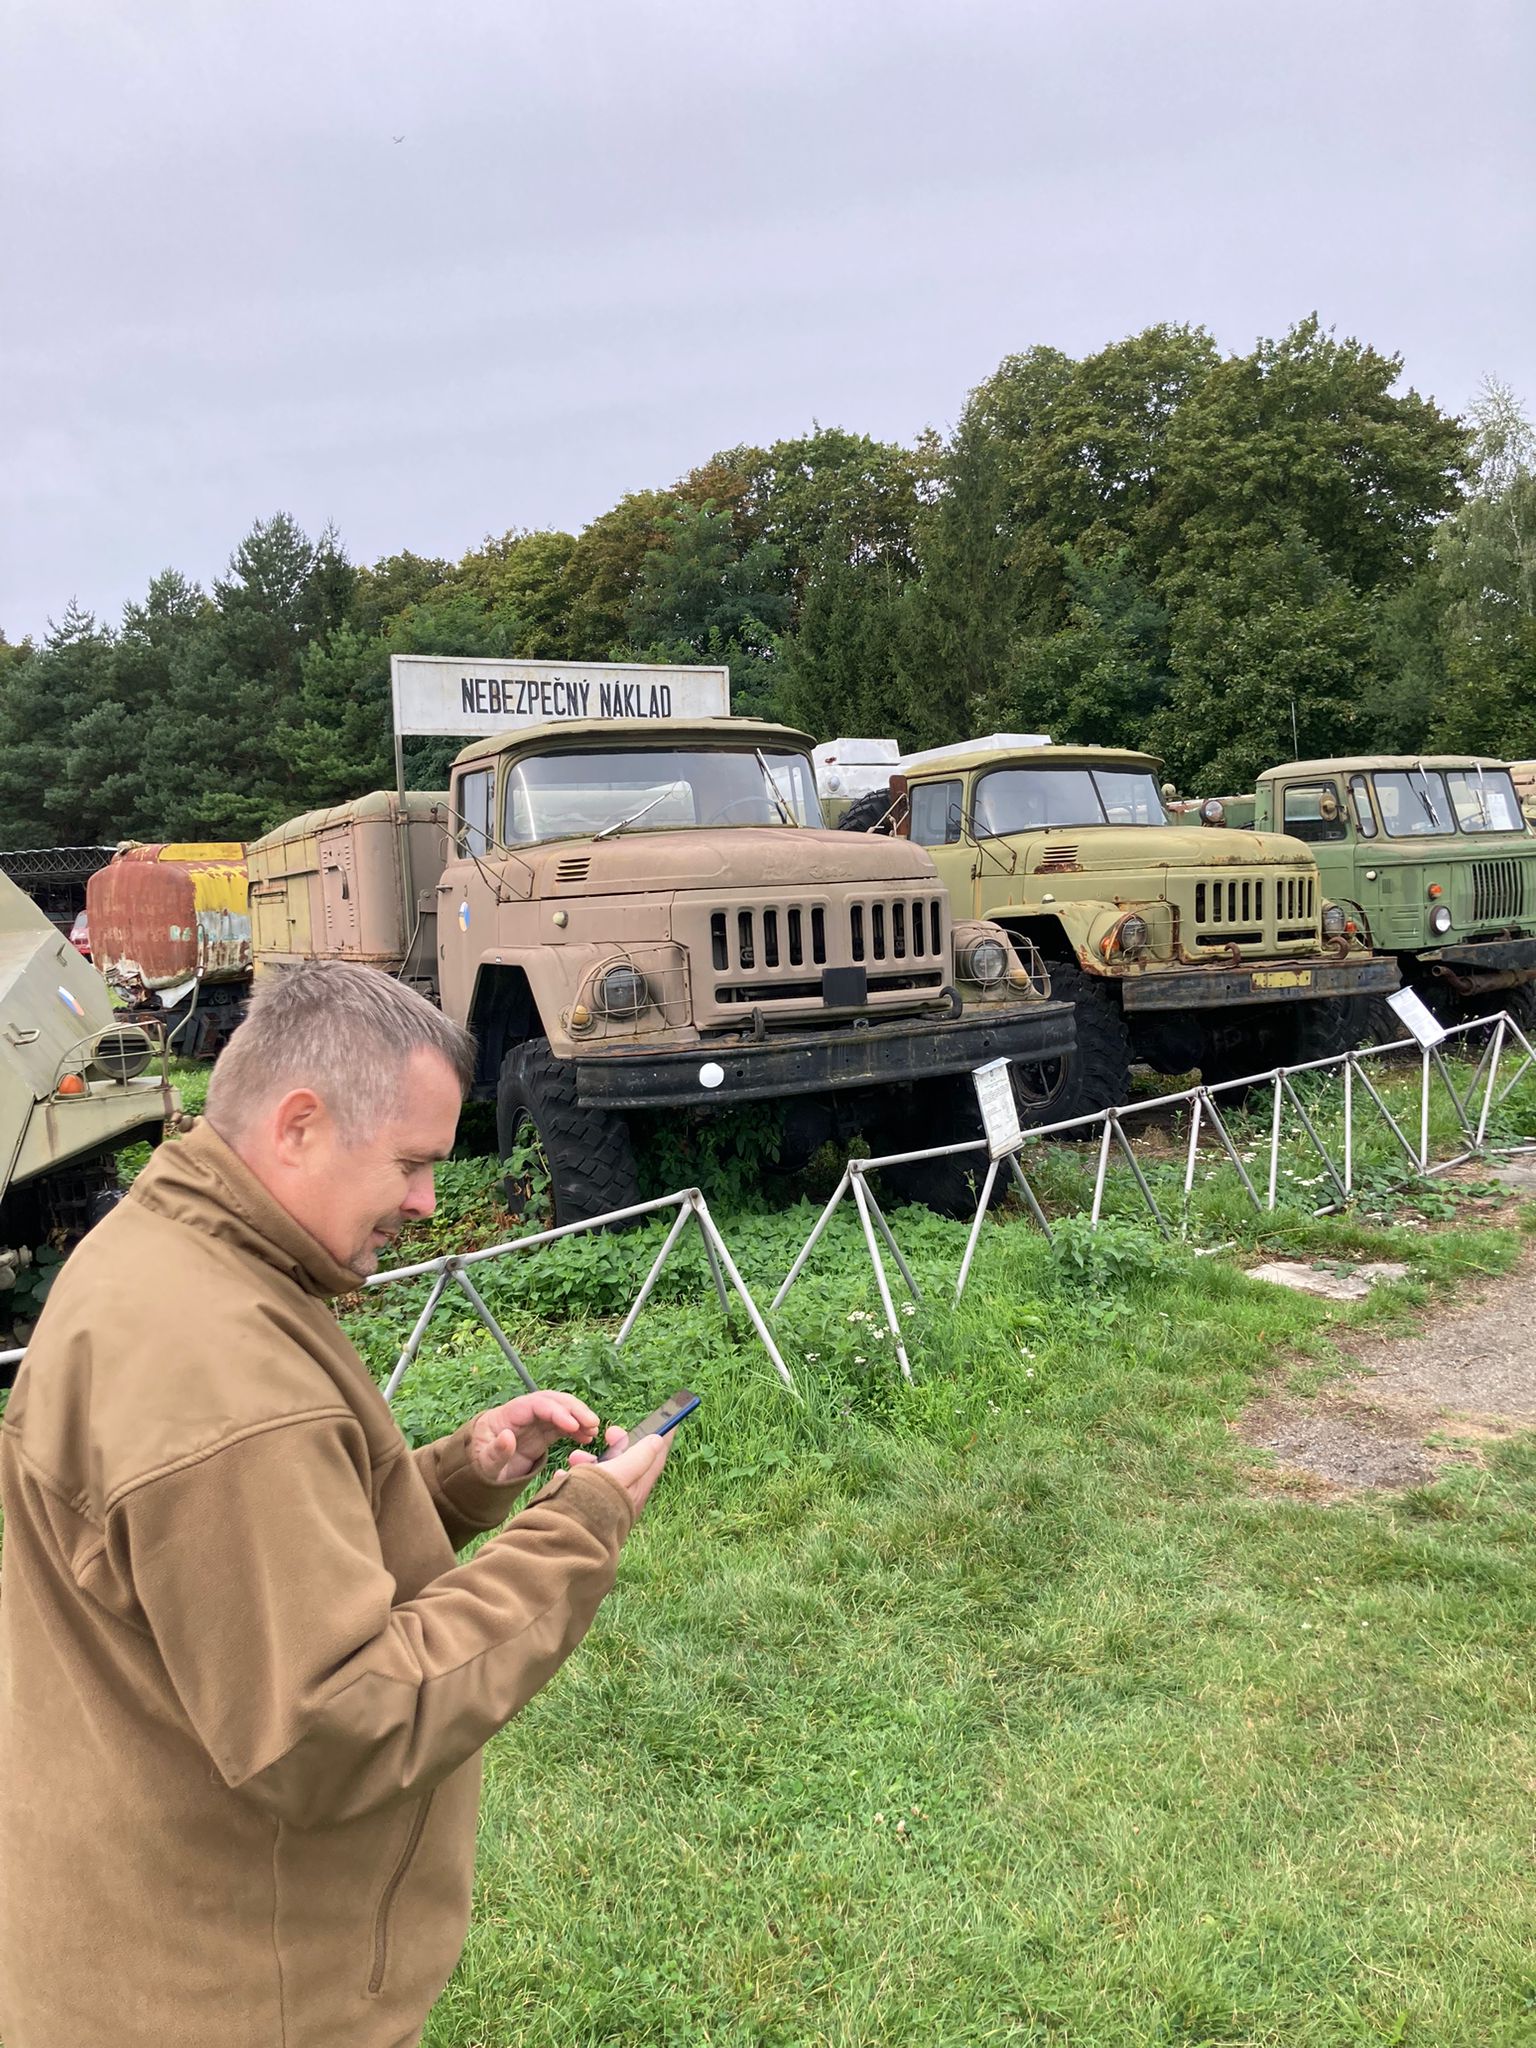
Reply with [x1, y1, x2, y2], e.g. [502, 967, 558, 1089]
[2, 869, 178, 1371]
[1229, 757, 1536, 1031]
[839, 737, 1396, 1122]
[246, 717, 1076, 1221]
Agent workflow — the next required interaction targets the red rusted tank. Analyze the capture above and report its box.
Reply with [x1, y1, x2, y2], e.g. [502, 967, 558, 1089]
[87, 843, 251, 991]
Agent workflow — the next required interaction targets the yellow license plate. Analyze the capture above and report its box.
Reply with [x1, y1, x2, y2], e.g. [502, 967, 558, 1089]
[1252, 969, 1314, 990]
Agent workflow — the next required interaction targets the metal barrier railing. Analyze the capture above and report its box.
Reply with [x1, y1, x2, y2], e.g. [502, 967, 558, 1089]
[366, 1185, 795, 1398]
[772, 1012, 1536, 1382]
[2, 1188, 794, 1398]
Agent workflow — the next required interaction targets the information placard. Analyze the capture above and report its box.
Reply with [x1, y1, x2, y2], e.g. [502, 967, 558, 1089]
[1387, 986, 1449, 1050]
[972, 1056, 1023, 1160]
[390, 655, 730, 737]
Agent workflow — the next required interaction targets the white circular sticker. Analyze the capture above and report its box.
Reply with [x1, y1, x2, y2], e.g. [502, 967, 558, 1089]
[698, 1061, 725, 1090]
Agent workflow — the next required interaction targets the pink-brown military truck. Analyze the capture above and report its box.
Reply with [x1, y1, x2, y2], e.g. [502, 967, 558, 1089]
[246, 718, 1075, 1221]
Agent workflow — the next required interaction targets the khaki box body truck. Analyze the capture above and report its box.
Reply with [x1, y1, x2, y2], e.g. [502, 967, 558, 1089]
[247, 719, 1076, 1221]
[840, 737, 1396, 1122]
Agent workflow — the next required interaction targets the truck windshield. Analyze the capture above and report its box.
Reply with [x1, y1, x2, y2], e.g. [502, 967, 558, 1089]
[502, 747, 823, 845]
[972, 766, 1168, 835]
[1444, 768, 1525, 833]
[1373, 769, 1453, 837]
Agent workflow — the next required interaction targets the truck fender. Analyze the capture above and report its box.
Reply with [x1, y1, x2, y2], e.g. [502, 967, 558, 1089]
[466, 964, 539, 1095]
[993, 912, 1073, 963]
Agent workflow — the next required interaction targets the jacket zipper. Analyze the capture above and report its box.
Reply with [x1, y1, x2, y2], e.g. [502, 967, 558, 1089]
[368, 1793, 434, 1995]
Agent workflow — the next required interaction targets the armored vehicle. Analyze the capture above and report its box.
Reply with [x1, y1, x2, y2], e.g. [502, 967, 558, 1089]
[1248, 757, 1536, 1029]
[88, 842, 252, 1059]
[1, 869, 178, 1372]
[841, 738, 1394, 1122]
[247, 719, 1075, 1221]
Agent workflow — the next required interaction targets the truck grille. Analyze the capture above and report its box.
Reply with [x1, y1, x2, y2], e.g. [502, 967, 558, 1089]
[708, 895, 947, 1002]
[1471, 858, 1525, 923]
[1192, 872, 1315, 949]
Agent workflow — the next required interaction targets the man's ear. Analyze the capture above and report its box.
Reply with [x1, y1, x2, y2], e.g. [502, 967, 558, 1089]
[269, 1087, 327, 1162]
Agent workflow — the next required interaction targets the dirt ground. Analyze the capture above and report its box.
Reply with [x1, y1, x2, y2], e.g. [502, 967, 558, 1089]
[1238, 1246, 1536, 1499]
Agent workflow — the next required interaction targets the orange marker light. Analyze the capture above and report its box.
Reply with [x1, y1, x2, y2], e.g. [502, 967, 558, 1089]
[57, 1073, 86, 1096]
[1428, 884, 1443, 898]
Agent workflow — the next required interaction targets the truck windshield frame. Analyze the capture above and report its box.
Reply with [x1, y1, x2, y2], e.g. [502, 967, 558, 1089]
[1443, 767, 1526, 835]
[1372, 768, 1526, 839]
[971, 766, 1169, 837]
[500, 746, 824, 847]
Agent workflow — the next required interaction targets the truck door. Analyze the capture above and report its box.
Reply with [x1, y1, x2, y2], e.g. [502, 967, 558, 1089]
[317, 828, 361, 955]
[435, 764, 498, 1026]
[1278, 776, 1353, 927]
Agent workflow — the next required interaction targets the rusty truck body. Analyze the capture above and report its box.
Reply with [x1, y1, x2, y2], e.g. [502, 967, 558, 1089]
[87, 842, 252, 1059]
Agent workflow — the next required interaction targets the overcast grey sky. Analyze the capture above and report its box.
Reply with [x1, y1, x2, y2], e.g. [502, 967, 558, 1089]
[3, 0, 1531, 638]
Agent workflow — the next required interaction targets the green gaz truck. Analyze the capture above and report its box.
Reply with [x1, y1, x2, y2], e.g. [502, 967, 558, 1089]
[1241, 757, 1536, 1031]
[839, 736, 1395, 1122]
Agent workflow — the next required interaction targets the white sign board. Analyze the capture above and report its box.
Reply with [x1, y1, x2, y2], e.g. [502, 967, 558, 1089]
[389, 656, 730, 738]
[1387, 986, 1449, 1050]
[972, 1056, 1024, 1160]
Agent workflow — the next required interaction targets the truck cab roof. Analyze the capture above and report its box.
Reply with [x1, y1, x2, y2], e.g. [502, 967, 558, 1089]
[1257, 755, 1512, 782]
[903, 740, 1161, 779]
[451, 717, 815, 769]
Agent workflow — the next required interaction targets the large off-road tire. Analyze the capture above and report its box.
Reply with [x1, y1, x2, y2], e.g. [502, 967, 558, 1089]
[1014, 959, 1134, 1130]
[496, 1038, 640, 1228]
[1201, 996, 1361, 1089]
[836, 788, 900, 834]
[869, 1074, 1003, 1220]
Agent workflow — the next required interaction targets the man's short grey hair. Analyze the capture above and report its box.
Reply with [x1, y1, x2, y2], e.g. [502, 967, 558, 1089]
[206, 962, 476, 1142]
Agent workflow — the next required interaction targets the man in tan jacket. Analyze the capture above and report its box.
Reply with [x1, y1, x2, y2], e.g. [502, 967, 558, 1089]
[0, 962, 668, 2048]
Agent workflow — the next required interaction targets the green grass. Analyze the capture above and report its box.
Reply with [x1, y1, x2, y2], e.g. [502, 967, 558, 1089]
[337, 1055, 1536, 2047]
[12, 1051, 1536, 2041]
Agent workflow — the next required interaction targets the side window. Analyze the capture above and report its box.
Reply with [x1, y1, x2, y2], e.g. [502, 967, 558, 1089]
[909, 779, 963, 846]
[456, 768, 494, 857]
[1281, 781, 1348, 843]
[1348, 774, 1377, 839]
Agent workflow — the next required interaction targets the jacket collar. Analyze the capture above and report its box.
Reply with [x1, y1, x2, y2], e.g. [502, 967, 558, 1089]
[129, 1120, 363, 1300]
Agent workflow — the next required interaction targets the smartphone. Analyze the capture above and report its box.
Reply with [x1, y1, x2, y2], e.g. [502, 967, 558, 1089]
[598, 1389, 700, 1461]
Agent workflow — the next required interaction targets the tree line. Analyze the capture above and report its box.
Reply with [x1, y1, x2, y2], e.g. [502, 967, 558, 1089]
[2, 315, 1532, 848]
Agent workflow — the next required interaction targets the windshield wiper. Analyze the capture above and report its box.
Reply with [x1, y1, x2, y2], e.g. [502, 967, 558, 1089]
[593, 781, 686, 840]
[1410, 760, 1443, 831]
[754, 750, 797, 827]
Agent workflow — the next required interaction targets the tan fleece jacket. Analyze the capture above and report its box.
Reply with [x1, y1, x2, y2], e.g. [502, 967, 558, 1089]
[0, 1121, 634, 2048]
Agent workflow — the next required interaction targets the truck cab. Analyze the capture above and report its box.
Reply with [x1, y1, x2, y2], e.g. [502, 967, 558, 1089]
[1252, 756, 1536, 1026]
[843, 737, 1395, 1122]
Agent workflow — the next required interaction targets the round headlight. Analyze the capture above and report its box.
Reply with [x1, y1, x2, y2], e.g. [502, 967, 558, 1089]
[1200, 797, 1226, 825]
[593, 963, 650, 1018]
[1115, 914, 1149, 956]
[1429, 904, 1452, 935]
[88, 1025, 154, 1082]
[1321, 905, 1347, 939]
[959, 936, 1010, 986]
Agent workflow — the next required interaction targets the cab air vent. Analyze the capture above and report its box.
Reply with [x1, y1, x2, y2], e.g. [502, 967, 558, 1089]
[554, 856, 591, 884]
[1037, 844, 1080, 872]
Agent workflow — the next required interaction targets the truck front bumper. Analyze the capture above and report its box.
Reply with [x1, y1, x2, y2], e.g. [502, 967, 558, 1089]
[573, 999, 1077, 1110]
[1119, 957, 1398, 1014]
[1428, 936, 1536, 977]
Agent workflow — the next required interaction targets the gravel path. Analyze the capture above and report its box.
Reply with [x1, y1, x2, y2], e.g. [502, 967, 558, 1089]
[1239, 1253, 1536, 1494]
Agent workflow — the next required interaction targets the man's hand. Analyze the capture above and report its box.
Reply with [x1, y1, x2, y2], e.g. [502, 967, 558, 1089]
[569, 1426, 670, 1518]
[466, 1390, 600, 1486]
